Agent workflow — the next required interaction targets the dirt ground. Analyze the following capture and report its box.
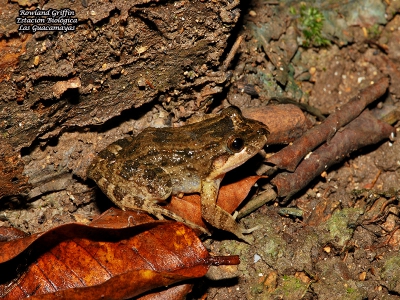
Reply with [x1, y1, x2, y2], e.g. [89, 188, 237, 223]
[197, 1, 400, 299]
[1, 0, 400, 299]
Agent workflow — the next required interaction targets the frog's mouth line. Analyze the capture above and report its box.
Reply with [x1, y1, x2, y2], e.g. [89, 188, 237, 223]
[208, 144, 264, 179]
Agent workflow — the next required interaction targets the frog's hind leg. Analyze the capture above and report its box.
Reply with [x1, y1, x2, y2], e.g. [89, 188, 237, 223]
[201, 180, 253, 243]
[202, 201, 252, 243]
[92, 164, 210, 235]
[114, 191, 210, 235]
[142, 202, 211, 235]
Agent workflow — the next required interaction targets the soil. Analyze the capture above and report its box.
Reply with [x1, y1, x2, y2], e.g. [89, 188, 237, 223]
[1, 0, 400, 299]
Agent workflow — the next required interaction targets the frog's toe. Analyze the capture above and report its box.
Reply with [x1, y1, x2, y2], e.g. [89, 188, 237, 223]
[154, 213, 165, 220]
[194, 224, 211, 235]
[150, 204, 211, 235]
[232, 211, 239, 220]
[235, 225, 261, 243]
[237, 232, 253, 244]
[242, 225, 261, 234]
[230, 226, 254, 243]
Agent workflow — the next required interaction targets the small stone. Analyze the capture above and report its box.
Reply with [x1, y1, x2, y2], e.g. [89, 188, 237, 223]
[137, 78, 146, 88]
[33, 56, 40, 66]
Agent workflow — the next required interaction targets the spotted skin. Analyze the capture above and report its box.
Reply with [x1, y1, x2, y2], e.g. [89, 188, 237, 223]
[87, 106, 269, 241]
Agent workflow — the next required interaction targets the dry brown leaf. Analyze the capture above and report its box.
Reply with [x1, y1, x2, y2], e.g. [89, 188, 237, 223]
[166, 176, 263, 232]
[217, 176, 263, 214]
[0, 209, 239, 299]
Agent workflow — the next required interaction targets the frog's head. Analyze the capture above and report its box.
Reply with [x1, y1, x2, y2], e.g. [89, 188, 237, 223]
[208, 106, 269, 179]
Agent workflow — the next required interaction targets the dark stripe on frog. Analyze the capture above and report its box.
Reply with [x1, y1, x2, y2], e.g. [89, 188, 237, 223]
[120, 160, 141, 179]
[114, 137, 133, 148]
[87, 161, 105, 181]
[203, 143, 219, 151]
[150, 130, 174, 143]
[113, 185, 146, 208]
[112, 185, 127, 202]
[209, 116, 236, 138]
[98, 149, 117, 160]
[187, 115, 236, 140]
[143, 168, 158, 180]
[98, 138, 133, 160]
[137, 116, 237, 149]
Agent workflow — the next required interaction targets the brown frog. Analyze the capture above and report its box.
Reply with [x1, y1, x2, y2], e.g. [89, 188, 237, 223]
[87, 106, 268, 241]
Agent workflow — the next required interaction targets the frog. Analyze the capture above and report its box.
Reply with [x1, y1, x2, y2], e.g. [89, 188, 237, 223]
[87, 106, 269, 242]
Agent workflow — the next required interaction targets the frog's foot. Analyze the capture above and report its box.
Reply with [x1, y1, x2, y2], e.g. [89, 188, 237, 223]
[234, 225, 261, 244]
[240, 234, 254, 244]
[201, 203, 254, 243]
[228, 226, 254, 244]
[241, 225, 261, 234]
[146, 203, 211, 235]
[115, 195, 210, 235]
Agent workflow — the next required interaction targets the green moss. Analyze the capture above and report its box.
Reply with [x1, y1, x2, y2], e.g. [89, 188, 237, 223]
[274, 275, 309, 299]
[319, 208, 364, 247]
[367, 24, 381, 38]
[346, 287, 356, 294]
[381, 255, 400, 293]
[291, 5, 330, 47]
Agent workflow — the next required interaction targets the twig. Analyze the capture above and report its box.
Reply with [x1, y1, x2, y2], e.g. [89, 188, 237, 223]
[267, 77, 390, 171]
[236, 185, 277, 219]
[221, 35, 243, 72]
[271, 110, 395, 199]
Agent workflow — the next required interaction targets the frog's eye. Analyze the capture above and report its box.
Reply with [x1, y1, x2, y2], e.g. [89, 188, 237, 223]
[227, 136, 244, 152]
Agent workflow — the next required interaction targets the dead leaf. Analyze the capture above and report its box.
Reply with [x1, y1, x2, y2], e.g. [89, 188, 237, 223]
[136, 283, 193, 300]
[217, 176, 263, 214]
[166, 176, 263, 231]
[242, 105, 312, 145]
[168, 194, 208, 231]
[0, 209, 239, 299]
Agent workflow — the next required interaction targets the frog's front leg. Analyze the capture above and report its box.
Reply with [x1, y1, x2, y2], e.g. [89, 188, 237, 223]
[201, 179, 252, 243]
